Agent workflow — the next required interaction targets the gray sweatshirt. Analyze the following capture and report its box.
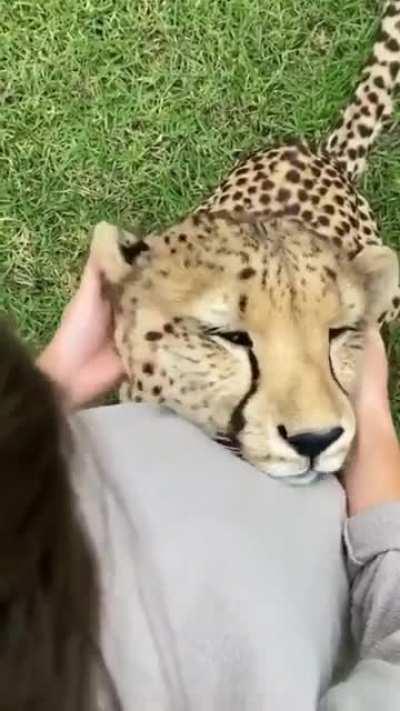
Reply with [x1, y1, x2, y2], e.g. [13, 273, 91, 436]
[321, 503, 400, 710]
[74, 403, 400, 710]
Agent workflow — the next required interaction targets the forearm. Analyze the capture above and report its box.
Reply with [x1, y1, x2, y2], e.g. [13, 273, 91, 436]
[318, 329, 400, 708]
[346, 405, 400, 516]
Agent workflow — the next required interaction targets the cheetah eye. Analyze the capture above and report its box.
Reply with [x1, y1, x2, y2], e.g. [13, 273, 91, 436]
[329, 326, 357, 341]
[206, 328, 253, 348]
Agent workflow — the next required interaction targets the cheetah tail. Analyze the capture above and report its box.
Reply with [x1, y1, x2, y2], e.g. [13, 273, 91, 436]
[324, 1, 400, 182]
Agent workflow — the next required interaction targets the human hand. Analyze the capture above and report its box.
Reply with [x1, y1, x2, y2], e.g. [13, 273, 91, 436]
[38, 248, 124, 409]
[344, 329, 400, 516]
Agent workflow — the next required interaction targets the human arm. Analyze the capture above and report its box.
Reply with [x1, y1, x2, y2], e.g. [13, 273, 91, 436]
[320, 330, 400, 710]
[345, 329, 400, 516]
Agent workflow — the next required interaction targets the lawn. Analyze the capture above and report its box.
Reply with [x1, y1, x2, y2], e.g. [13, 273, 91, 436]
[1, 0, 399, 417]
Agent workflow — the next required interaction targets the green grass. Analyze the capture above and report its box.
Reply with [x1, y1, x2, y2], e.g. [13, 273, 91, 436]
[1, 0, 399, 416]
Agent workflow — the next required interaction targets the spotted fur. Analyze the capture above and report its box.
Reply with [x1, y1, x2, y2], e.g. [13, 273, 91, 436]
[92, 3, 400, 484]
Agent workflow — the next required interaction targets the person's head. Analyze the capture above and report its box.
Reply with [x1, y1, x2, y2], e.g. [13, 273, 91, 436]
[0, 321, 118, 710]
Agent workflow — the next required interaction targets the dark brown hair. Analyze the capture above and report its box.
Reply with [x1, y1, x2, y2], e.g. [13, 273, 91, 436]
[0, 321, 119, 710]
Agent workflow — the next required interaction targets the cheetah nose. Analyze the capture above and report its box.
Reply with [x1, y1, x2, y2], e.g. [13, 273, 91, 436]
[278, 425, 344, 459]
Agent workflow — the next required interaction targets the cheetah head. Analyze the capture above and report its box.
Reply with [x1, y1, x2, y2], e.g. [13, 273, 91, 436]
[92, 213, 398, 484]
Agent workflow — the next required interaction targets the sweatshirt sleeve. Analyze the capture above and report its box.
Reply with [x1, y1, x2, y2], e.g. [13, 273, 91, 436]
[319, 501, 400, 711]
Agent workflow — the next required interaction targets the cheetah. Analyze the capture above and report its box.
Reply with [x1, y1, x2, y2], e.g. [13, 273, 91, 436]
[92, 1, 400, 485]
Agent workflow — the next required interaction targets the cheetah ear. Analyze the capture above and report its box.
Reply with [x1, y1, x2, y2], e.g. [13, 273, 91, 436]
[352, 245, 399, 322]
[90, 221, 150, 283]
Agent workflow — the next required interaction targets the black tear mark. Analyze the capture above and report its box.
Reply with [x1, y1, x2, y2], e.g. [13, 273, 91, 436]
[229, 349, 260, 436]
[120, 240, 149, 264]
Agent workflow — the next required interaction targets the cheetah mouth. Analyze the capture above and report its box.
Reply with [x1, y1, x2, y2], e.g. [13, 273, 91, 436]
[214, 433, 243, 458]
[214, 434, 342, 484]
[272, 470, 320, 486]
[268, 467, 342, 484]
